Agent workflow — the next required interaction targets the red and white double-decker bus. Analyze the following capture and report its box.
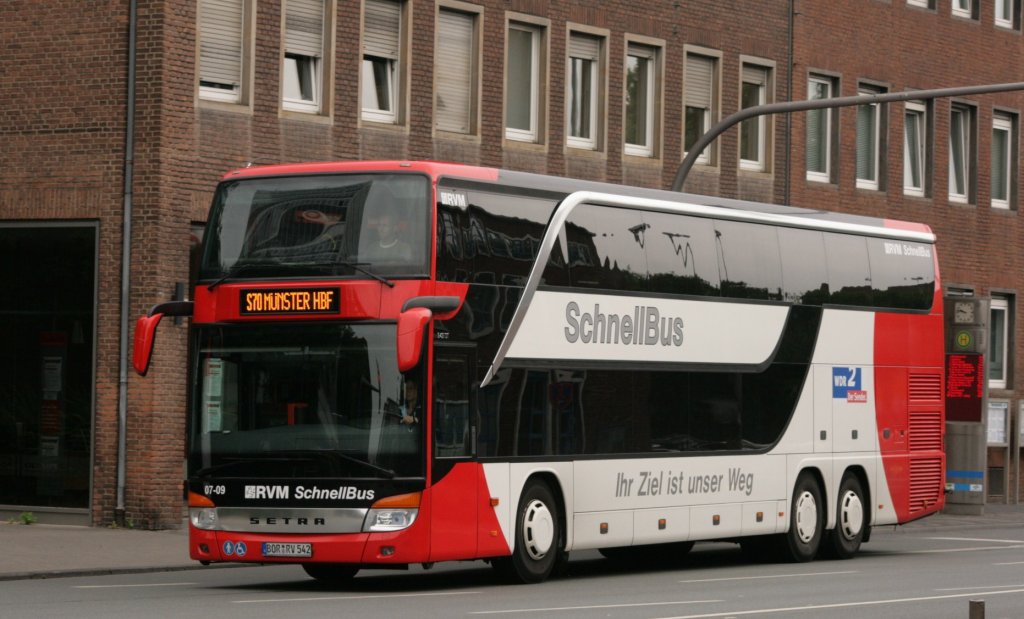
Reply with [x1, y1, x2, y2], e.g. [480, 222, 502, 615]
[134, 160, 945, 584]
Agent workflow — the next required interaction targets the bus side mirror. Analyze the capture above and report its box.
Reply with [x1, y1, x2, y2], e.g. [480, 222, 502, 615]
[133, 313, 163, 376]
[397, 307, 432, 373]
[133, 300, 194, 376]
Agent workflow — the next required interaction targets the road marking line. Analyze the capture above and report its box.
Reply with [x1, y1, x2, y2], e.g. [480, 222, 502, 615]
[74, 583, 198, 589]
[233, 591, 480, 604]
[899, 544, 1024, 554]
[995, 561, 1024, 565]
[679, 570, 856, 584]
[469, 600, 721, 615]
[934, 583, 1024, 591]
[927, 536, 1024, 544]
[649, 587, 1024, 619]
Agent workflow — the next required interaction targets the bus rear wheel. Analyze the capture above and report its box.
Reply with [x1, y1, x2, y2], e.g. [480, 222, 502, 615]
[302, 563, 359, 585]
[824, 474, 866, 559]
[780, 472, 823, 562]
[501, 479, 565, 584]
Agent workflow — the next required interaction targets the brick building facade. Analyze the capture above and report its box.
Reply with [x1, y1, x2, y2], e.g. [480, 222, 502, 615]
[0, 0, 1020, 527]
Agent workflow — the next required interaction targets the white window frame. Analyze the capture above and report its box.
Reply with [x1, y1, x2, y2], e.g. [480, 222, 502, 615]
[995, 0, 1014, 28]
[903, 101, 927, 197]
[282, 0, 328, 114]
[990, 296, 1010, 389]
[806, 75, 834, 183]
[566, 30, 603, 151]
[505, 21, 543, 143]
[361, 0, 403, 125]
[435, 4, 480, 135]
[907, 0, 932, 7]
[992, 114, 1014, 209]
[739, 63, 770, 172]
[856, 86, 884, 191]
[624, 42, 658, 158]
[199, 0, 252, 104]
[949, 103, 973, 204]
[952, 0, 973, 18]
[683, 49, 718, 166]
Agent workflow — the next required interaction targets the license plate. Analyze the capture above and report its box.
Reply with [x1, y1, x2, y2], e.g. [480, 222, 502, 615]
[262, 542, 313, 558]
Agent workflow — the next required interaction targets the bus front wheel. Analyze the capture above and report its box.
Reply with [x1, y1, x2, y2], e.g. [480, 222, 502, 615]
[501, 479, 565, 584]
[781, 473, 823, 562]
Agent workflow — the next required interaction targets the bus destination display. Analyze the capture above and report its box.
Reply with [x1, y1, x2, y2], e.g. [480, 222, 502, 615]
[239, 287, 340, 315]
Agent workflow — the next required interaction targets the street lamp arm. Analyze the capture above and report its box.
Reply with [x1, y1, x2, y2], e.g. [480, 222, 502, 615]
[671, 81, 1024, 192]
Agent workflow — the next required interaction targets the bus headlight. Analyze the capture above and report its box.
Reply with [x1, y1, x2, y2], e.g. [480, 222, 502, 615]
[190, 507, 219, 530]
[187, 491, 219, 530]
[363, 492, 421, 532]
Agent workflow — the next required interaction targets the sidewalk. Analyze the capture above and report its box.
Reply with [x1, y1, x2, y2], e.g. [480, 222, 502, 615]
[1, 504, 1022, 581]
[0, 521, 196, 581]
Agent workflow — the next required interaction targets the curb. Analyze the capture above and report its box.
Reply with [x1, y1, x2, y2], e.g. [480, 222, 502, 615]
[0, 562, 258, 583]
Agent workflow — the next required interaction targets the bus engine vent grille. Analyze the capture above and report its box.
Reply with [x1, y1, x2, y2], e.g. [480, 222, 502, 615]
[908, 373, 942, 402]
[909, 457, 943, 513]
[909, 410, 943, 452]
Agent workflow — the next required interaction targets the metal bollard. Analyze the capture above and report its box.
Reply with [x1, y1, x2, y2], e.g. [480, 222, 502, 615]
[969, 599, 984, 619]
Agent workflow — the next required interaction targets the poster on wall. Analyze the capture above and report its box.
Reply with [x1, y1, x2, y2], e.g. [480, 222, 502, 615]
[988, 400, 1009, 446]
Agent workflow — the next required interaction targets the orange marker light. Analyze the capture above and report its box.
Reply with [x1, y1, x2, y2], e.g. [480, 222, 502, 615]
[188, 491, 215, 508]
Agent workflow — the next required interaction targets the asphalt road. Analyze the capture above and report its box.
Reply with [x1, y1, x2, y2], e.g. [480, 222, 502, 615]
[3, 524, 1023, 619]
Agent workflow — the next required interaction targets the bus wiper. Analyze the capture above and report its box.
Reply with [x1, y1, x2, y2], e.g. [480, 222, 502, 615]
[336, 261, 395, 288]
[193, 456, 291, 477]
[288, 450, 396, 479]
[206, 261, 280, 291]
[206, 260, 394, 291]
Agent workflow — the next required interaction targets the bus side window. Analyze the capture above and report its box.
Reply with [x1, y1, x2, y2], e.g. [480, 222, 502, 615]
[434, 351, 473, 458]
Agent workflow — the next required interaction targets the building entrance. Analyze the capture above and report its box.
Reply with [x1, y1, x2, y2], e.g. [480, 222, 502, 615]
[0, 225, 95, 511]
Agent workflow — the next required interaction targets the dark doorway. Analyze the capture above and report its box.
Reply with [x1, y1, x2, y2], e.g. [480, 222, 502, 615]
[0, 225, 96, 509]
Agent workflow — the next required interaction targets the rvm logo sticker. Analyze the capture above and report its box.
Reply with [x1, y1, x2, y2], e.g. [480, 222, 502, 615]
[832, 367, 866, 401]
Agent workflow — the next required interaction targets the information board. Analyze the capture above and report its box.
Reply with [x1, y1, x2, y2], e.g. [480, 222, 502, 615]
[946, 353, 984, 422]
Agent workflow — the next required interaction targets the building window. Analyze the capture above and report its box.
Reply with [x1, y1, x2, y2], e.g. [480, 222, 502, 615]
[806, 75, 836, 183]
[624, 43, 658, 157]
[199, 0, 251, 104]
[949, 103, 975, 204]
[907, 0, 934, 7]
[740, 63, 771, 172]
[904, 101, 928, 197]
[989, 296, 1010, 389]
[856, 84, 886, 190]
[952, 0, 974, 18]
[684, 51, 718, 166]
[506, 21, 544, 142]
[435, 7, 479, 134]
[991, 113, 1015, 209]
[995, 0, 1015, 27]
[283, 0, 327, 114]
[567, 32, 603, 150]
[362, 0, 403, 124]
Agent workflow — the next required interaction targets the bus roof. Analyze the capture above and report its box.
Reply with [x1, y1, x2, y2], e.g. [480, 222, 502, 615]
[220, 160, 934, 240]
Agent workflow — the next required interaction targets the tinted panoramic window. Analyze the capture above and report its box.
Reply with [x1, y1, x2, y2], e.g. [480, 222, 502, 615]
[565, 204, 648, 292]
[644, 211, 721, 296]
[866, 237, 935, 310]
[824, 232, 873, 306]
[778, 227, 829, 305]
[201, 173, 431, 280]
[435, 183, 567, 286]
[713, 220, 782, 300]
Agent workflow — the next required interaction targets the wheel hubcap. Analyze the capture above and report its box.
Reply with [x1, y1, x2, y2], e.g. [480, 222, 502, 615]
[523, 499, 554, 560]
[794, 490, 818, 543]
[839, 490, 864, 541]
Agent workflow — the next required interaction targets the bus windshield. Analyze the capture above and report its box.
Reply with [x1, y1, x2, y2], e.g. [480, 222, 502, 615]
[189, 323, 424, 479]
[199, 173, 431, 281]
